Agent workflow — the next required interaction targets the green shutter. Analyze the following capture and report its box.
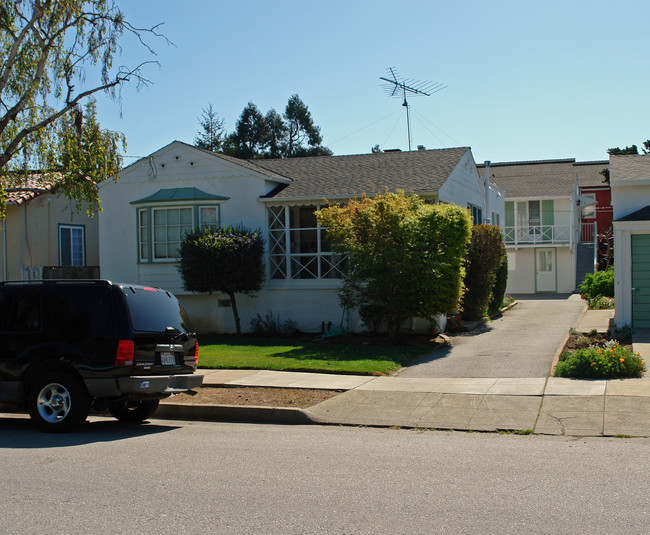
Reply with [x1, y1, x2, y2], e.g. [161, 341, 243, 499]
[542, 200, 554, 241]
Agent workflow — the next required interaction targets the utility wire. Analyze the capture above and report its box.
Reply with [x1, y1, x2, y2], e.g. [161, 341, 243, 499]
[328, 109, 401, 147]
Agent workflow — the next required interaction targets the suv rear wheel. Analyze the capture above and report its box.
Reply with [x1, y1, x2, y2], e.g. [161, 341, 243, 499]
[109, 399, 160, 423]
[28, 372, 90, 433]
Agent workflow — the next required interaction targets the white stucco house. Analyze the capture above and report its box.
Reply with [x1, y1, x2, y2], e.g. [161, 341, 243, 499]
[477, 159, 605, 294]
[1, 173, 99, 281]
[98, 141, 503, 334]
[610, 154, 650, 328]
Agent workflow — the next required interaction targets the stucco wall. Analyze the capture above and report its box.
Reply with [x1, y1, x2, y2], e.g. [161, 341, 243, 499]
[2, 193, 98, 281]
[505, 246, 575, 294]
[99, 142, 276, 286]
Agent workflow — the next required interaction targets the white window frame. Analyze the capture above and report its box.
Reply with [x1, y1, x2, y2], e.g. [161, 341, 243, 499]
[138, 208, 149, 263]
[199, 206, 219, 230]
[267, 204, 345, 281]
[59, 225, 85, 267]
[151, 206, 194, 262]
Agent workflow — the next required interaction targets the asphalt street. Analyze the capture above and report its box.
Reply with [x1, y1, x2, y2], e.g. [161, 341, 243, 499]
[1, 417, 649, 534]
[399, 294, 587, 378]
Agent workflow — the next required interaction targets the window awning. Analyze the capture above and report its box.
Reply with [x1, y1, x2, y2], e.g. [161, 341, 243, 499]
[130, 187, 230, 204]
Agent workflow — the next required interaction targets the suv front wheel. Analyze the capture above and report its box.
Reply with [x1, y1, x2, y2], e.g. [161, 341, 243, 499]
[109, 399, 160, 423]
[28, 372, 91, 433]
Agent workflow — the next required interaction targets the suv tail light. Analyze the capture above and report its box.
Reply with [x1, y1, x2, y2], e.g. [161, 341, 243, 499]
[115, 340, 135, 367]
[194, 341, 199, 366]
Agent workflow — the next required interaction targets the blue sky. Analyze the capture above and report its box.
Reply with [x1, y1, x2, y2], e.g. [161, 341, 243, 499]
[95, 0, 650, 166]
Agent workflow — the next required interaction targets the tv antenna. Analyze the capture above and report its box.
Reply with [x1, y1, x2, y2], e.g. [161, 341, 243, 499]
[379, 67, 447, 151]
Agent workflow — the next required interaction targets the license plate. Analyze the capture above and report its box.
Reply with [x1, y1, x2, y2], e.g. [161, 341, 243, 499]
[160, 352, 176, 366]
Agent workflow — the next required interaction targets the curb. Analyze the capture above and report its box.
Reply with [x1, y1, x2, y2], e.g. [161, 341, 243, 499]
[155, 402, 314, 425]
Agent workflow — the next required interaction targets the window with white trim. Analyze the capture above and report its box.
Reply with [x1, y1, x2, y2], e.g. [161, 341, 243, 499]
[136, 204, 222, 263]
[152, 207, 193, 261]
[138, 209, 148, 262]
[59, 225, 85, 266]
[268, 205, 345, 280]
[199, 206, 219, 230]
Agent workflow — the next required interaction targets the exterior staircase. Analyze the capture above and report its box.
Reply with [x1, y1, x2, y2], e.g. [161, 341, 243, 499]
[576, 241, 596, 292]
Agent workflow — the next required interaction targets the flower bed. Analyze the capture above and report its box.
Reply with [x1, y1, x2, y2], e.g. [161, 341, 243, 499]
[555, 330, 644, 379]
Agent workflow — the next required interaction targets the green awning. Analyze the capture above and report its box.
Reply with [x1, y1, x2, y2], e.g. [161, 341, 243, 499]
[130, 187, 230, 204]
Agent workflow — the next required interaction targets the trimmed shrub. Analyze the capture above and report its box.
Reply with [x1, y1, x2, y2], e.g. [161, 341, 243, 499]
[178, 226, 265, 334]
[462, 225, 505, 321]
[489, 252, 509, 314]
[316, 192, 472, 339]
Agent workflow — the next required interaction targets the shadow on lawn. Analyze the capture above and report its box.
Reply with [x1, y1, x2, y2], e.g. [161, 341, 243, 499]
[197, 334, 443, 369]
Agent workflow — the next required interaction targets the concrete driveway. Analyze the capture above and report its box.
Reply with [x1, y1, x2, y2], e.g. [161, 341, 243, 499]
[399, 294, 587, 378]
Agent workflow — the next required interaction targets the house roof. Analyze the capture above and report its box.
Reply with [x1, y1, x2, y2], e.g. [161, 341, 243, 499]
[477, 158, 608, 198]
[615, 205, 650, 222]
[573, 160, 609, 188]
[610, 154, 650, 181]
[130, 187, 230, 204]
[4, 172, 62, 205]
[252, 147, 471, 200]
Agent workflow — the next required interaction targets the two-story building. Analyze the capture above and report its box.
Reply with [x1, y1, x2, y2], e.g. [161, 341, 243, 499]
[478, 159, 607, 294]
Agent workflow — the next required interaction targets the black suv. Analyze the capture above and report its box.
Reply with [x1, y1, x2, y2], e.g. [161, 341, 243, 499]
[0, 280, 203, 432]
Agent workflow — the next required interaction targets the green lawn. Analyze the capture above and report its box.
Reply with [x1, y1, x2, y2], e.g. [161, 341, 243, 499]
[197, 336, 430, 375]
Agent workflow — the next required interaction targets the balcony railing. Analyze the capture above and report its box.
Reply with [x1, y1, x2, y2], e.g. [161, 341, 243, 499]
[503, 225, 571, 245]
[580, 221, 597, 243]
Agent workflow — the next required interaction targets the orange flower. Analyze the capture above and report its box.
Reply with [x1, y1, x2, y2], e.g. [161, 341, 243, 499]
[620, 358, 625, 363]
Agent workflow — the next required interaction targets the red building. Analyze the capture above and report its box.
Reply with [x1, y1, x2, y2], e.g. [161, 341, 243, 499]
[575, 160, 612, 242]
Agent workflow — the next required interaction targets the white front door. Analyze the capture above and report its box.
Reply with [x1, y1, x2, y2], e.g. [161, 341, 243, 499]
[536, 248, 556, 292]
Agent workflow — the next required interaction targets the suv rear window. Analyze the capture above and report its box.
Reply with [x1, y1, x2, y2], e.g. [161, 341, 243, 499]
[121, 286, 193, 333]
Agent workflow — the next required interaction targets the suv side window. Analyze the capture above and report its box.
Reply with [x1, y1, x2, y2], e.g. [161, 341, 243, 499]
[50, 287, 115, 337]
[0, 290, 41, 332]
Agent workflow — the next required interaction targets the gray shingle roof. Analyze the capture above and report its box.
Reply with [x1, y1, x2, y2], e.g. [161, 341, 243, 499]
[252, 147, 471, 200]
[477, 158, 607, 198]
[610, 154, 650, 181]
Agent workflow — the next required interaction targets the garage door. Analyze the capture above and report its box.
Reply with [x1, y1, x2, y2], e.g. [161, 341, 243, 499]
[632, 234, 650, 328]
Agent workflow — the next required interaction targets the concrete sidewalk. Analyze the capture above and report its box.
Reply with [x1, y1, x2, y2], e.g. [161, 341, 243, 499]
[156, 307, 650, 437]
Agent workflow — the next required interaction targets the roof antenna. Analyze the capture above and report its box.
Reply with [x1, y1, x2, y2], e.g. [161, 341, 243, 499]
[379, 67, 447, 151]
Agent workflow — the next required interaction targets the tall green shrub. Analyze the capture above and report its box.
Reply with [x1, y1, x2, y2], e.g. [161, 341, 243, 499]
[579, 266, 614, 299]
[178, 226, 265, 334]
[316, 192, 472, 339]
[461, 225, 506, 321]
[489, 252, 509, 314]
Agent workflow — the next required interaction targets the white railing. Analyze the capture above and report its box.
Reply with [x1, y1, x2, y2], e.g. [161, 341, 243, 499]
[580, 221, 597, 243]
[503, 225, 571, 245]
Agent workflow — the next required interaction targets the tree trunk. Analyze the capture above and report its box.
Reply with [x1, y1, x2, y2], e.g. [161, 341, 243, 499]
[228, 292, 241, 335]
